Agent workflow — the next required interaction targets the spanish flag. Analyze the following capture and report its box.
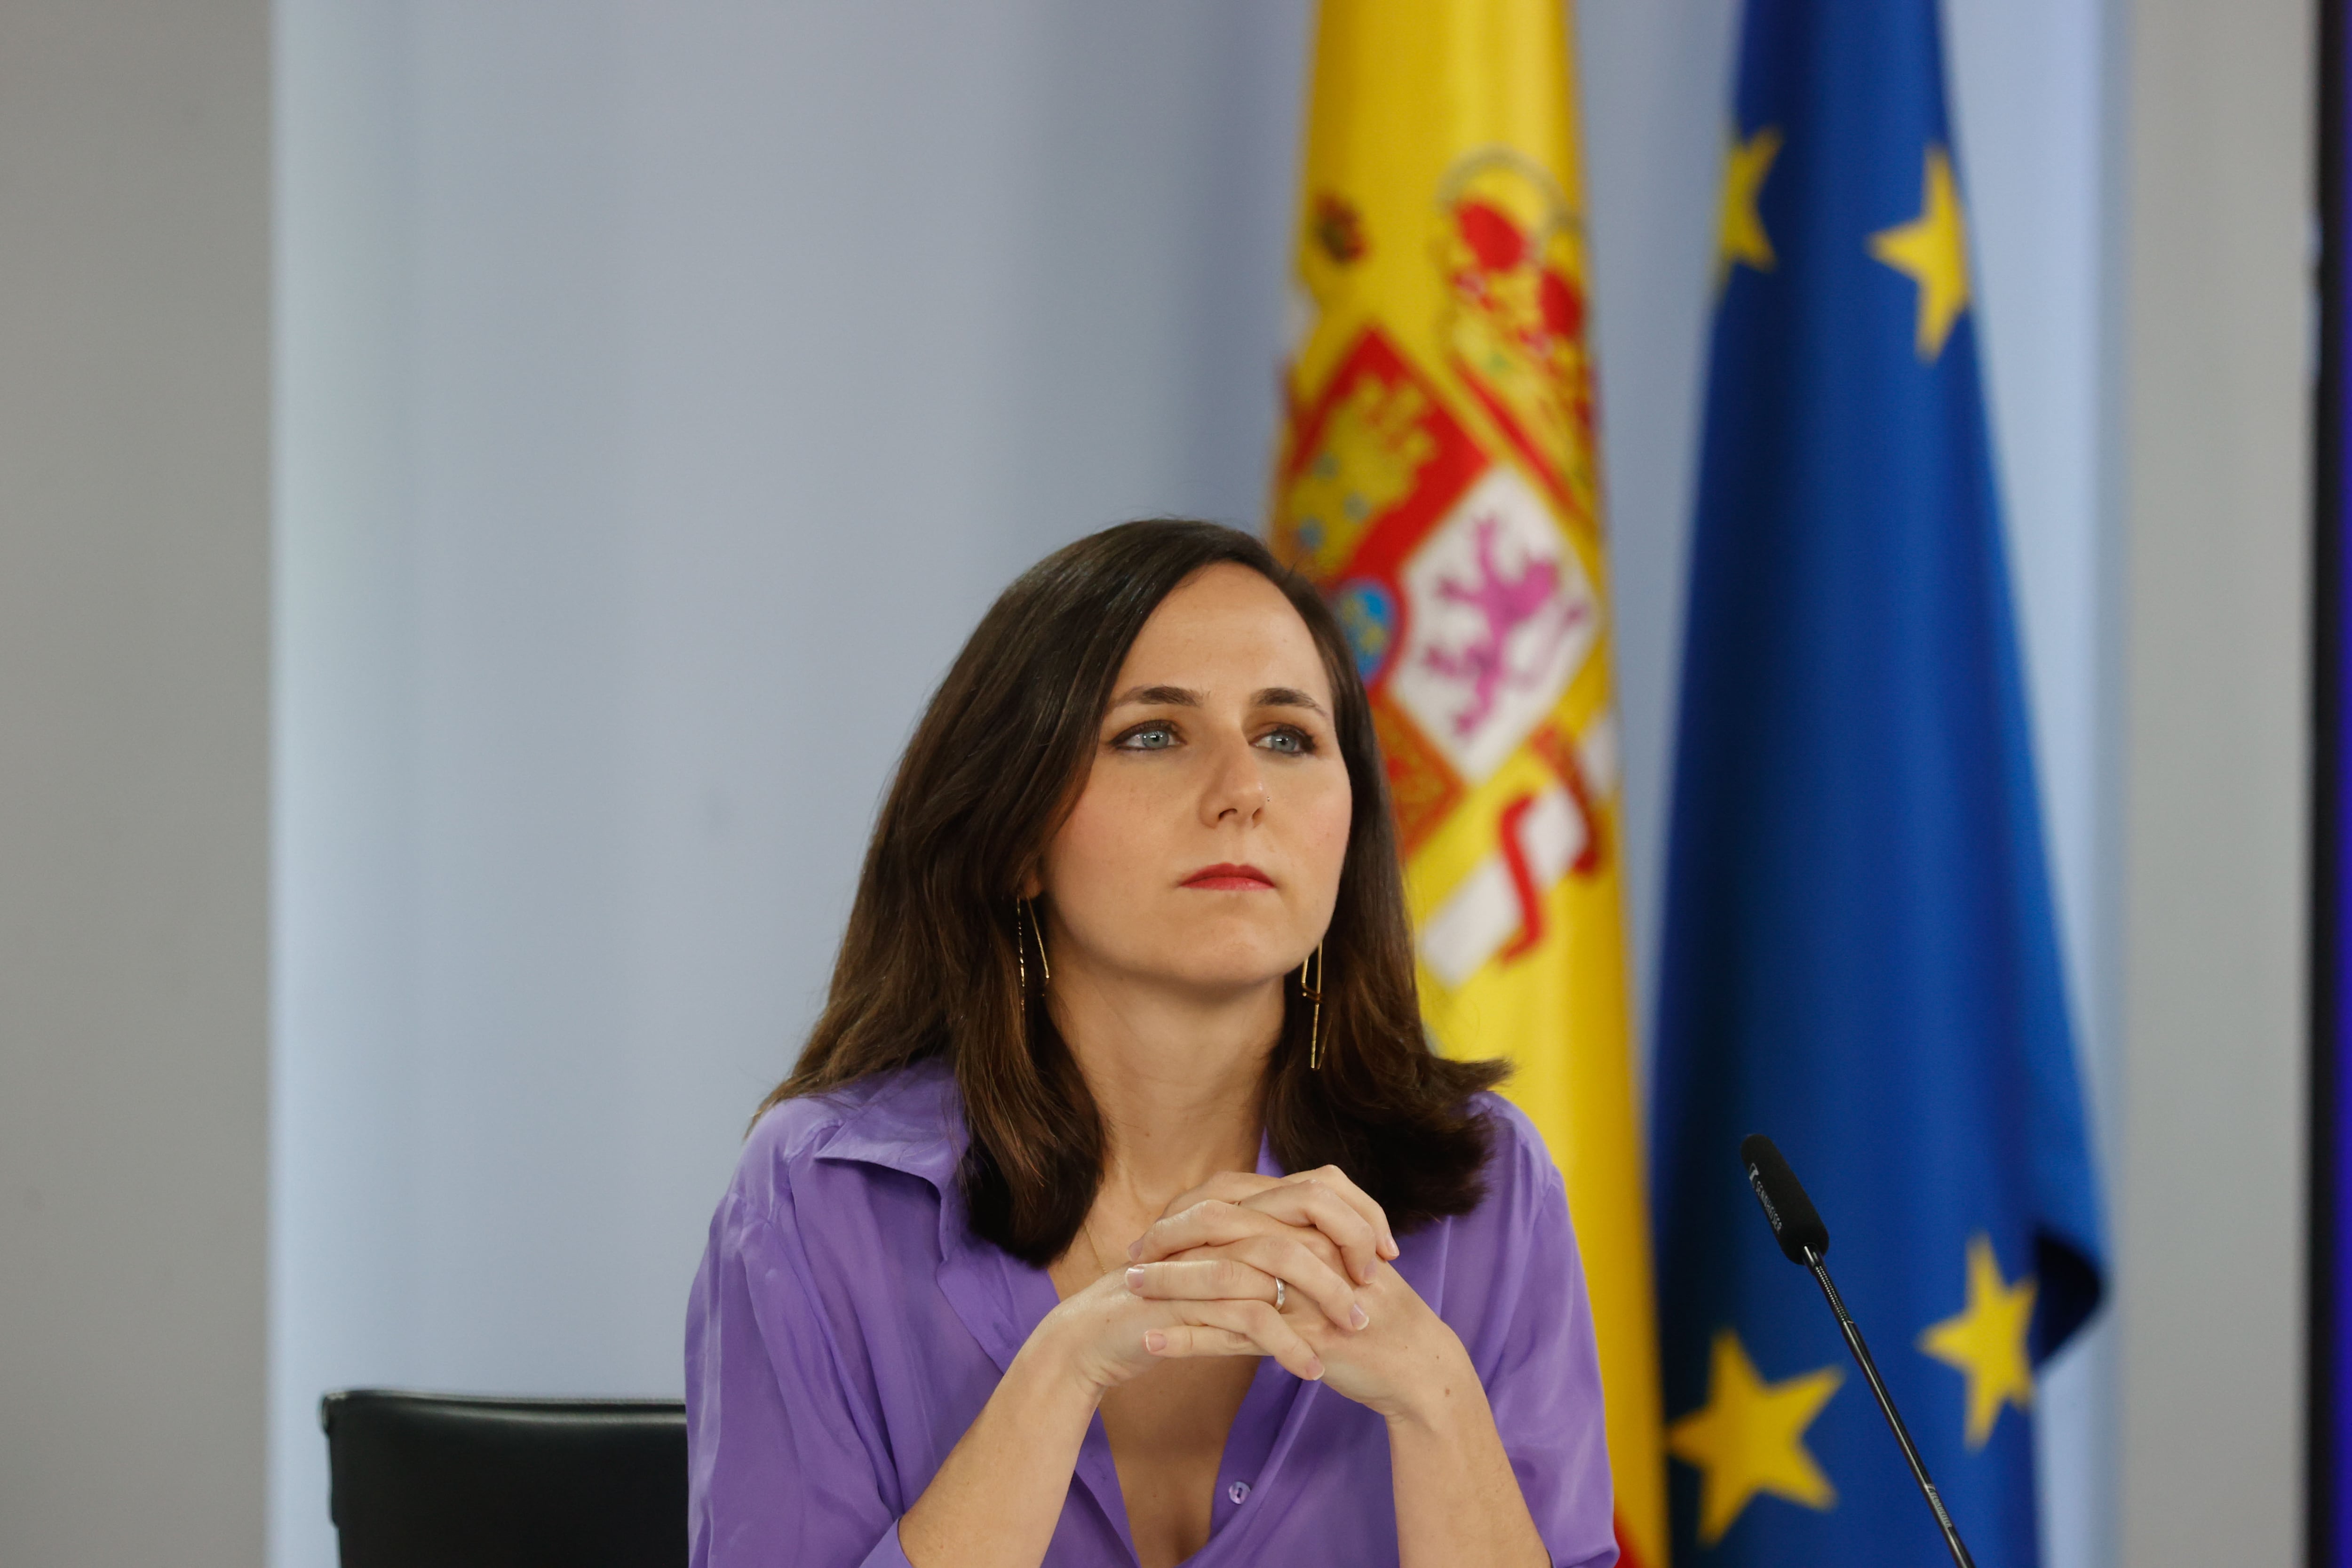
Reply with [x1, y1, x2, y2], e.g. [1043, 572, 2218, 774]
[1269, 6, 1664, 1566]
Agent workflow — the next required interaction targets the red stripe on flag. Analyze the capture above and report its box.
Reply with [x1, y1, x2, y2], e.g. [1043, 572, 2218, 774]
[1497, 791, 1546, 960]
[1611, 1512, 1648, 1568]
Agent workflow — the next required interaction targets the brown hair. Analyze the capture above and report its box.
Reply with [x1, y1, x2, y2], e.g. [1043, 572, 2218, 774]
[761, 520, 1504, 1265]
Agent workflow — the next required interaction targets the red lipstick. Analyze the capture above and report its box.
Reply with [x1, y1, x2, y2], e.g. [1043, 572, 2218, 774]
[1182, 862, 1276, 891]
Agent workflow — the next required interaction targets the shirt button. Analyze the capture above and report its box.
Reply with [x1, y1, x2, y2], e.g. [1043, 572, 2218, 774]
[1227, 1481, 1251, 1504]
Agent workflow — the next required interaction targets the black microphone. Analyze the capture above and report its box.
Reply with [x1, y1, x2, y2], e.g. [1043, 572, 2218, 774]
[1739, 1134, 1977, 1568]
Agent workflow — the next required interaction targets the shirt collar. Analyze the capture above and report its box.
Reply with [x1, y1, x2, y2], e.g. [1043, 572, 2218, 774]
[805, 1057, 968, 1192]
[808, 1057, 1288, 1188]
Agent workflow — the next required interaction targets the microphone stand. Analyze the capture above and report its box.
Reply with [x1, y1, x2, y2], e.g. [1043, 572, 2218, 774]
[1801, 1246, 1977, 1568]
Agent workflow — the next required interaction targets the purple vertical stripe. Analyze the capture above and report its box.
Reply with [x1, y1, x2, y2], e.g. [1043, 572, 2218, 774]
[2333, 0, 2352, 1546]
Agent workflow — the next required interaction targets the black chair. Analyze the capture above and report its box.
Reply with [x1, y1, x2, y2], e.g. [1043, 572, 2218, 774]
[321, 1389, 688, 1568]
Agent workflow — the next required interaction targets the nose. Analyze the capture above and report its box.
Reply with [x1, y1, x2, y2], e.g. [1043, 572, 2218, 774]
[1200, 731, 1268, 828]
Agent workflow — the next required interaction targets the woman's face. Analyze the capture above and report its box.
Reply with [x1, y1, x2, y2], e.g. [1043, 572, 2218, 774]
[1035, 563, 1353, 1000]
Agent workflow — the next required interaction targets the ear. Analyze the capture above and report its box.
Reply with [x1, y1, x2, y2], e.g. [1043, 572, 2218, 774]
[1017, 866, 1044, 900]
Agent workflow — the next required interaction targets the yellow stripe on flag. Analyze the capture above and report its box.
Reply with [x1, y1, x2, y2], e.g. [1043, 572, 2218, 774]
[1270, 6, 1666, 1566]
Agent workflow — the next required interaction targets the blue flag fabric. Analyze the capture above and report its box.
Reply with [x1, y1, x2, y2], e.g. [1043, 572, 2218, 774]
[1651, 2, 2106, 1565]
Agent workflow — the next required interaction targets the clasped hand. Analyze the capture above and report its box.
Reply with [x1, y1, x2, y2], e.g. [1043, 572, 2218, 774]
[1044, 1168, 1470, 1424]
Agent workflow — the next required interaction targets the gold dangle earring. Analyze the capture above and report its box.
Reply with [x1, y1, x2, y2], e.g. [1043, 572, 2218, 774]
[1025, 896, 1050, 983]
[1016, 899, 1029, 995]
[1299, 942, 1325, 1069]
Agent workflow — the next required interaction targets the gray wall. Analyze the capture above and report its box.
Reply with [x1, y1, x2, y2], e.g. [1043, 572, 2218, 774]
[0, 3, 272, 1567]
[2122, 0, 2313, 1561]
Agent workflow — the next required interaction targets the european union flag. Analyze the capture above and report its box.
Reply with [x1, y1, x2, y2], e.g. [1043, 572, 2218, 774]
[1650, 1, 2106, 1564]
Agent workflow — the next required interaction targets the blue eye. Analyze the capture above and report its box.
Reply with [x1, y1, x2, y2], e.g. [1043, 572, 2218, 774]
[1258, 727, 1314, 756]
[1117, 723, 1178, 751]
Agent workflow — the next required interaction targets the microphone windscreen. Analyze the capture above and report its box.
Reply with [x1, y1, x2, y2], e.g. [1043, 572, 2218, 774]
[1740, 1134, 1830, 1264]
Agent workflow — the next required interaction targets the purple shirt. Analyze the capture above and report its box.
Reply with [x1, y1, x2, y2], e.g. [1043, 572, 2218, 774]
[685, 1060, 1617, 1568]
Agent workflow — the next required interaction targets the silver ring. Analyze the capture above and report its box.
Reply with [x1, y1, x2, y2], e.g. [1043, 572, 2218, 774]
[1273, 1278, 1287, 1312]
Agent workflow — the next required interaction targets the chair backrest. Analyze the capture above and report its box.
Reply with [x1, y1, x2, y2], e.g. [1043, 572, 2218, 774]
[321, 1389, 687, 1568]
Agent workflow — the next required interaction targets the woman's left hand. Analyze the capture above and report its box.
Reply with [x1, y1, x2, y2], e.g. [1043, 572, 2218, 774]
[1124, 1172, 1474, 1424]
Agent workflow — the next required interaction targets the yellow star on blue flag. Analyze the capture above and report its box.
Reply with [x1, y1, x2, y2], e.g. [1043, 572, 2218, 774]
[1918, 1233, 2037, 1449]
[1718, 125, 1782, 285]
[1868, 145, 1971, 360]
[1666, 1328, 1843, 1544]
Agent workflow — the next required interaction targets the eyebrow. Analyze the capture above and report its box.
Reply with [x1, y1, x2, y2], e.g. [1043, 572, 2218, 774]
[1108, 684, 1329, 717]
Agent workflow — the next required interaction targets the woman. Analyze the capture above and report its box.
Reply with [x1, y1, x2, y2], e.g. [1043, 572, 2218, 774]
[686, 521, 1615, 1568]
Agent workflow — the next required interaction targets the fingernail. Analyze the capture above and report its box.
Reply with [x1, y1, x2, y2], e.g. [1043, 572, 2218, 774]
[1304, 1358, 1325, 1381]
[1144, 1330, 1167, 1353]
[1381, 1239, 1400, 1259]
[1356, 1263, 1375, 1285]
[1126, 1239, 1141, 1261]
[1349, 1304, 1370, 1330]
[1124, 1266, 1146, 1292]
